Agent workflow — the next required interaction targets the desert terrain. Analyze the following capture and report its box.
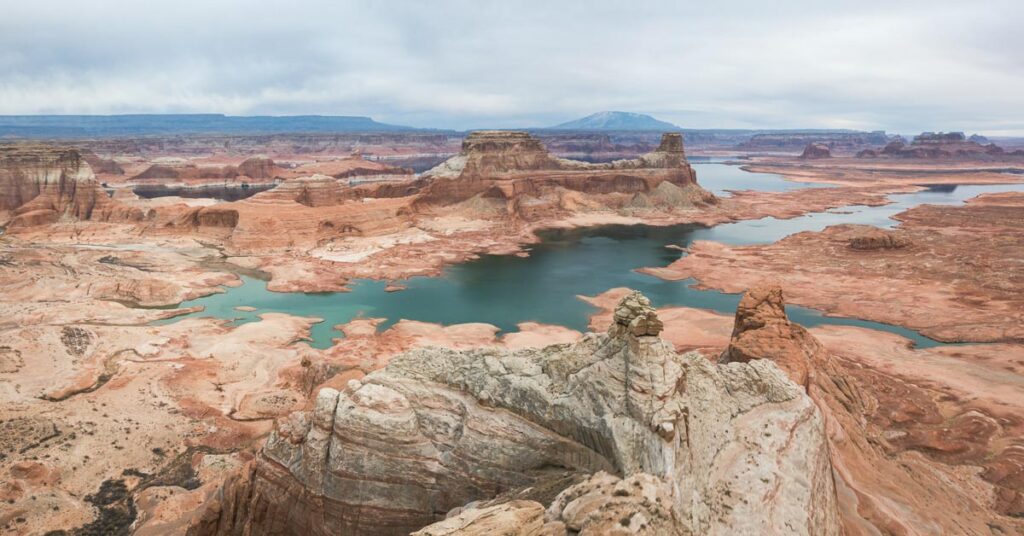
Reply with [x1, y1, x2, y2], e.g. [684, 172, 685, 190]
[1, 126, 1023, 536]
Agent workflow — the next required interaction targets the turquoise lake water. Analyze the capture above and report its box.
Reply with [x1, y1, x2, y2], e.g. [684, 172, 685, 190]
[159, 166, 1024, 349]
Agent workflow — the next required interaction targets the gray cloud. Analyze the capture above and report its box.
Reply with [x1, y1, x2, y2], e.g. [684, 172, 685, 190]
[1, 0, 1022, 134]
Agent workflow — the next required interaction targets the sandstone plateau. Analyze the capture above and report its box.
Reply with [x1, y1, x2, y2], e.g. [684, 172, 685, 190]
[644, 193, 1024, 343]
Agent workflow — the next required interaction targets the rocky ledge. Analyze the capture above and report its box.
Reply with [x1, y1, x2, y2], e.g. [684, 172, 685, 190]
[186, 291, 838, 535]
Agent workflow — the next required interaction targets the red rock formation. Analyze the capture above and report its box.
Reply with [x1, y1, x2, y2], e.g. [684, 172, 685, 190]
[131, 156, 284, 182]
[236, 155, 280, 180]
[846, 226, 911, 250]
[857, 131, 1021, 160]
[719, 284, 826, 387]
[738, 131, 890, 153]
[81, 151, 124, 175]
[245, 174, 345, 207]
[721, 283, 1024, 534]
[800, 142, 832, 159]
[161, 176, 413, 254]
[185, 292, 838, 536]
[0, 144, 143, 228]
[415, 131, 715, 220]
[1, 144, 88, 210]
[132, 159, 235, 181]
[290, 153, 413, 179]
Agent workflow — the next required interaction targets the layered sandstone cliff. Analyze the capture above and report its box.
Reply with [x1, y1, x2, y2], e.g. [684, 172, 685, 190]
[166, 174, 413, 254]
[0, 144, 142, 228]
[187, 291, 838, 536]
[145, 131, 714, 270]
[417, 131, 716, 219]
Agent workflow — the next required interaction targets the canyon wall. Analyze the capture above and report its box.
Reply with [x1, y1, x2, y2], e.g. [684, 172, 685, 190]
[0, 144, 142, 227]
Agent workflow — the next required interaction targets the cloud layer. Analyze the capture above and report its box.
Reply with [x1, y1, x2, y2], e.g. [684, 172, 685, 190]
[2, 0, 1022, 134]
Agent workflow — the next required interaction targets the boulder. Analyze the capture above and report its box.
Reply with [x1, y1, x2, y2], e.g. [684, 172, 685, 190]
[847, 227, 912, 250]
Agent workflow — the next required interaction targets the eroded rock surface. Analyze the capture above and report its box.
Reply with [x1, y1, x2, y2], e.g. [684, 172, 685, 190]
[719, 284, 827, 387]
[720, 284, 1024, 534]
[646, 194, 1024, 343]
[0, 144, 142, 227]
[417, 131, 716, 219]
[186, 292, 838, 536]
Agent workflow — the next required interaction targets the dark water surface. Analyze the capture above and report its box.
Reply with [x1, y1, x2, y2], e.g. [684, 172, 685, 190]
[160, 167, 1024, 349]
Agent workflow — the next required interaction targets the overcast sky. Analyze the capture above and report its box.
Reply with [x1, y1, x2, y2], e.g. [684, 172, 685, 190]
[2, 0, 1022, 134]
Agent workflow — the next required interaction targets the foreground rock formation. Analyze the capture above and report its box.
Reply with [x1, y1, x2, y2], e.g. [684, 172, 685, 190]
[719, 284, 827, 387]
[186, 292, 838, 535]
[716, 284, 1024, 534]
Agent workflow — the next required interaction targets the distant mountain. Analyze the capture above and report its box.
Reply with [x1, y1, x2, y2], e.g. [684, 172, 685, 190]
[550, 111, 681, 131]
[0, 114, 417, 138]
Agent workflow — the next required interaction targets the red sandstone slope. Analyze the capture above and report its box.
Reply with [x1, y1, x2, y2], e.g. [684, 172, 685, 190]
[723, 283, 1024, 534]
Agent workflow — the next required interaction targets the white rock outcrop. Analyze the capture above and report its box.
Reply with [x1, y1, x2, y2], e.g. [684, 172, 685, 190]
[188, 291, 838, 535]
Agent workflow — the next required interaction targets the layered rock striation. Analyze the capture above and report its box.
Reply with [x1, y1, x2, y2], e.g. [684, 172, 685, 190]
[416, 131, 716, 220]
[719, 284, 827, 387]
[0, 144, 142, 227]
[187, 291, 838, 535]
